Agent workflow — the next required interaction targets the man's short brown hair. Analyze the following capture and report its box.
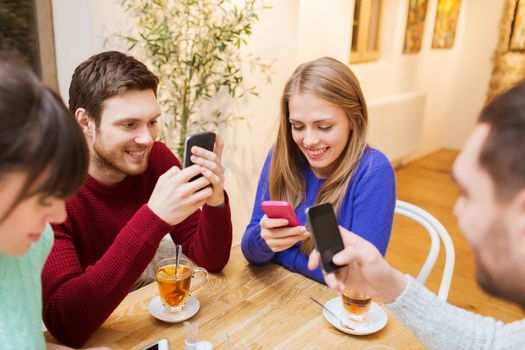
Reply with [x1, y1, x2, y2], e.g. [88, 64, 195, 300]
[68, 51, 159, 126]
[479, 80, 525, 200]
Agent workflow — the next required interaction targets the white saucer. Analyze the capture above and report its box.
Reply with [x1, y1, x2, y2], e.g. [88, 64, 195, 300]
[148, 295, 200, 323]
[323, 297, 388, 335]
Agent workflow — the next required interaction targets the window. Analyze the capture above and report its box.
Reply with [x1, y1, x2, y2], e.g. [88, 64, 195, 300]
[0, 0, 58, 90]
[350, 0, 383, 63]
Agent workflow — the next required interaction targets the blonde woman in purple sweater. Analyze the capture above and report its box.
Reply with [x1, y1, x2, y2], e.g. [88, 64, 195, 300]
[242, 57, 396, 283]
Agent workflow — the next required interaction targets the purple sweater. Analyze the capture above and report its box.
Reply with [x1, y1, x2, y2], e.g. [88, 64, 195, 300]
[241, 146, 396, 283]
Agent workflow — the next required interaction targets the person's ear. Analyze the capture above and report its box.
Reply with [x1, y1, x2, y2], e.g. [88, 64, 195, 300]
[513, 188, 525, 236]
[75, 108, 95, 136]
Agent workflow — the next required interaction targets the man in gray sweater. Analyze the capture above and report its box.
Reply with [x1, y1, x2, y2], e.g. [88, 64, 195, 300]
[309, 80, 525, 349]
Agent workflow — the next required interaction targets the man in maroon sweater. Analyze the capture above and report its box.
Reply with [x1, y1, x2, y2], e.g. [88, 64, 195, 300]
[42, 51, 233, 347]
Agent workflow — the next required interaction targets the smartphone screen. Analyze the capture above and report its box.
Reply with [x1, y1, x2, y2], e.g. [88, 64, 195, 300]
[306, 203, 345, 273]
[183, 131, 216, 182]
[183, 131, 216, 169]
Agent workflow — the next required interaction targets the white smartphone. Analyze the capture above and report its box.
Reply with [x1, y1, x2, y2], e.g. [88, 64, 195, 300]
[142, 338, 169, 350]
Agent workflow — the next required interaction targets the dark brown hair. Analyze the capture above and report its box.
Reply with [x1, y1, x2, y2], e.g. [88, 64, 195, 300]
[68, 51, 159, 126]
[0, 63, 88, 220]
[479, 80, 525, 200]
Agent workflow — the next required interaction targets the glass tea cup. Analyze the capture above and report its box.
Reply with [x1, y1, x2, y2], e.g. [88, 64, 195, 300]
[341, 288, 372, 329]
[155, 257, 208, 312]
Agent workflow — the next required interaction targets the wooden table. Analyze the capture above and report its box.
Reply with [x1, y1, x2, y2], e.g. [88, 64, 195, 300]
[63, 246, 424, 349]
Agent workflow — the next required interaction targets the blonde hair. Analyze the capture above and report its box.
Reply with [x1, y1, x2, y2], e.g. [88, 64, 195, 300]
[268, 57, 368, 255]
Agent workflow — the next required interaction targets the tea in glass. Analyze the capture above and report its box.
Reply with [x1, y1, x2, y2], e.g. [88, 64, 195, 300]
[156, 264, 192, 311]
[342, 289, 372, 326]
[155, 257, 208, 313]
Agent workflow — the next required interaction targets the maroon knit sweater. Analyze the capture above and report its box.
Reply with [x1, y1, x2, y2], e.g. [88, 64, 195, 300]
[42, 142, 232, 347]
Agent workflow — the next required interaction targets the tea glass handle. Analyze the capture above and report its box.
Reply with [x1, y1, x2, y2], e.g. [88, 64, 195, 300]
[191, 267, 208, 291]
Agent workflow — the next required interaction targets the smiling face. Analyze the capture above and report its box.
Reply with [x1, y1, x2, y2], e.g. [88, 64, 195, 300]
[84, 89, 161, 184]
[288, 93, 351, 178]
[0, 172, 67, 256]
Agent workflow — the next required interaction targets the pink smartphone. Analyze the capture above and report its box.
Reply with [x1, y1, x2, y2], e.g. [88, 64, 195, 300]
[261, 200, 300, 227]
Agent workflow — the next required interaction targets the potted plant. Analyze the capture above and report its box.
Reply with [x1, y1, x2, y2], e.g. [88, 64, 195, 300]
[119, 0, 272, 158]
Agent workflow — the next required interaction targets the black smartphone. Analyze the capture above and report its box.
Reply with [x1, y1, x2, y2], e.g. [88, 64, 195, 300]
[305, 203, 345, 273]
[184, 131, 216, 181]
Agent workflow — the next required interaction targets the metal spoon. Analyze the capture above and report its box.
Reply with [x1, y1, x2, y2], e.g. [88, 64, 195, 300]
[309, 296, 355, 331]
[175, 244, 182, 279]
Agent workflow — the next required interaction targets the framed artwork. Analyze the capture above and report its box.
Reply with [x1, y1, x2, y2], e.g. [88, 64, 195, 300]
[431, 0, 462, 49]
[350, 0, 383, 63]
[403, 0, 429, 54]
[509, 0, 525, 51]
[0, 0, 40, 73]
[0, 0, 57, 89]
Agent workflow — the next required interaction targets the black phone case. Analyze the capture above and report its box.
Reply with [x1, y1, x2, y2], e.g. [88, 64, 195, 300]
[306, 203, 344, 273]
[184, 132, 216, 182]
[183, 131, 216, 168]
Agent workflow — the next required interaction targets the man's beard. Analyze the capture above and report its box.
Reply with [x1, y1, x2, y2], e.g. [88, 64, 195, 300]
[92, 140, 148, 178]
[474, 219, 525, 309]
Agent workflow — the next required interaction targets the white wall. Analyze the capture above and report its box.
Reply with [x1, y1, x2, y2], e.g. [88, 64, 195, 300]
[444, 0, 502, 149]
[51, 0, 502, 245]
[52, 0, 131, 99]
[294, 0, 501, 161]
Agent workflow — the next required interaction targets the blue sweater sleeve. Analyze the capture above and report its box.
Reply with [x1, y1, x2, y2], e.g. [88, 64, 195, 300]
[277, 150, 395, 284]
[274, 247, 325, 282]
[346, 150, 396, 255]
[241, 149, 324, 283]
[241, 151, 275, 265]
[276, 149, 395, 284]
[242, 147, 395, 286]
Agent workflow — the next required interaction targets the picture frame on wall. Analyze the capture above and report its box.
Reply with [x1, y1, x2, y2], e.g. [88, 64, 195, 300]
[509, 0, 525, 52]
[0, 0, 40, 73]
[403, 0, 429, 54]
[431, 0, 463, 49]
[350, 0, 383, 63]
[0, 0, 58, 90]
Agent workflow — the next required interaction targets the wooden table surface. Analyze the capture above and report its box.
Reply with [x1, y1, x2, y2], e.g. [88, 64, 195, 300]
[62, 246, 423, 349]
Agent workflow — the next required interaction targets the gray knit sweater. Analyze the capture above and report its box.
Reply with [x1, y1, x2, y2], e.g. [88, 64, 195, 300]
[387, 276, 525, 350]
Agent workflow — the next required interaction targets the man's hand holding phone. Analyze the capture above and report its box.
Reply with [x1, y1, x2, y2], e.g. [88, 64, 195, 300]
[307, 226, 408, 304]
[185, 132, 225, 208]
[148, 165, 213, 226]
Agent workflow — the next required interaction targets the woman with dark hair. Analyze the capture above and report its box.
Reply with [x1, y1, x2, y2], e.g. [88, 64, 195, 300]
[242, 57, 396, 283]
[0, 64, 106, 349]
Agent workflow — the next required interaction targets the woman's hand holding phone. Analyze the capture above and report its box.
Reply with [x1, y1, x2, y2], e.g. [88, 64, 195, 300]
[259, 216, 310, 252]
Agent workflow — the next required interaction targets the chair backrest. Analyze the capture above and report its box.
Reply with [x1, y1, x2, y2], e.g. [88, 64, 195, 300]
[394, 200, 455, 301]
